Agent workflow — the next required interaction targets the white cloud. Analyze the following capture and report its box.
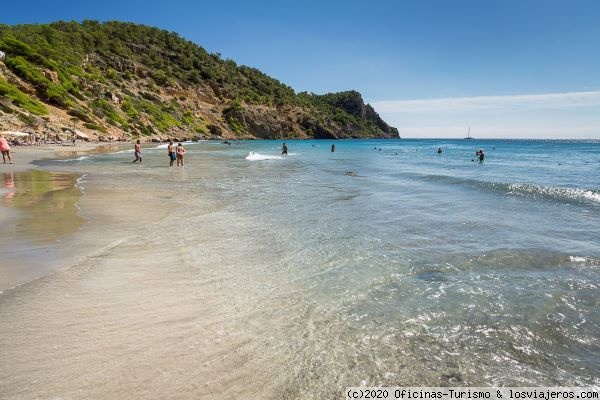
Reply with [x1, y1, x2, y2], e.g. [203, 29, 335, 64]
[368, 90, 600, 138]
[371, 91, 600, 113]
[394, 125, 600, 139]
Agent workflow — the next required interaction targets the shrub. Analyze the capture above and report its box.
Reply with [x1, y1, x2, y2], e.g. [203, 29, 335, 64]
[67, 107, 93, 122]
[225, 115, 245, 133]
[84, 122, 107, 133]
[0, 78, 48, 115]
[4, 56, 74, 107]
[91, 98, 127, 126]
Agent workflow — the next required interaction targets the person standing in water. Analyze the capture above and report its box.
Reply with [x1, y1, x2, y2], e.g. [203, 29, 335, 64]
[133, 139, 142, 163]
[176, 142, 186, 166]
[437, 147, 443, 154]
[331, 144, 336, 152]
[281, 142, 288, 155]
[0, 134, 12, 164]
[476, 149, 485, 162]
[167, 140, 176, 167]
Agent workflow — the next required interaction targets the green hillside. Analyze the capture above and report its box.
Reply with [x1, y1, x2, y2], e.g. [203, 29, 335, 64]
[0, 21, 398, 139]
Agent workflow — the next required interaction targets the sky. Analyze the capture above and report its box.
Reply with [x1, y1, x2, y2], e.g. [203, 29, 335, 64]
[3, 0, 600, 138]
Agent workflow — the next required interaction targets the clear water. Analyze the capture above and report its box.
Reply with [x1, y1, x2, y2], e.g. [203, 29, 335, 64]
[1, 139, 599, 397]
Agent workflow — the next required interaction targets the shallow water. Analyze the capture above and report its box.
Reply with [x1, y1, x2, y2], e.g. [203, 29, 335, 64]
[0, 170, 84, 290]
[0, 139, 598, 398]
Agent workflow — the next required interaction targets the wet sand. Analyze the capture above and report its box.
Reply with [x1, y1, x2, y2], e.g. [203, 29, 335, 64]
[0, 144, 121, 291]
[0, 142, 113, 173]
[0, 170, 84, 290]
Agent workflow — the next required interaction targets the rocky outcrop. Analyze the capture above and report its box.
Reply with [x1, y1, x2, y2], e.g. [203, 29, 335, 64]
[223, 106, 300, 139]
[42, 69, 59, 83]
[315, 90, 399, 137]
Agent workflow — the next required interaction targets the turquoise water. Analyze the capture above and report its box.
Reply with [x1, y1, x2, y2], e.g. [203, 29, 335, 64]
[26, 139, 600, 391]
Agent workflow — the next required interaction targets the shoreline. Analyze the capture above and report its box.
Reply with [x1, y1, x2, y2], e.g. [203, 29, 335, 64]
[0, 142, 120, 173]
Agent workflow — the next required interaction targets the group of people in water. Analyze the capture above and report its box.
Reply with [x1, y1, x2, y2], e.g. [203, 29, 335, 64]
[281, 142, 335, 155]
[129, 140, 485, 167]
[437, 146, 485, 161]
[132, 139, 187, 166]
[3, 133, 489, 168]
[168, 140, 187, 166]
[282, 142, 484, 161]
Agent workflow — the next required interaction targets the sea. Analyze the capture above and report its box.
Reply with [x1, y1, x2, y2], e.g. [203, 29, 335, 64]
[0, 139, 598, 398]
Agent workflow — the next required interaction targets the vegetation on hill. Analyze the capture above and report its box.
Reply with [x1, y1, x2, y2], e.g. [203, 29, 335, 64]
[0, 21, 398, 139]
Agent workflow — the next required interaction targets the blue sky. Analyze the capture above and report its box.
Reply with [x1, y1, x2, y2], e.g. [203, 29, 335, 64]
[3, 0, 600, 138]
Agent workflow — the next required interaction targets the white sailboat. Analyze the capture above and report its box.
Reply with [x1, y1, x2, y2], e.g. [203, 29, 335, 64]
[464, 127, 473, 139]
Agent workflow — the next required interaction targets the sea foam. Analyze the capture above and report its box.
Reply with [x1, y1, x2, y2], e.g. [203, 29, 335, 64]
[245, 152, 283, 161]
[56, 156, 90, 162]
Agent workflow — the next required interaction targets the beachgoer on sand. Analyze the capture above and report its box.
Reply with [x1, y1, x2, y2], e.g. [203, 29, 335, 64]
[168, 140, 176, 167]
[0, 134, 13, 164]
[176, 142, 186, 166]
[133, 140, 142, 163]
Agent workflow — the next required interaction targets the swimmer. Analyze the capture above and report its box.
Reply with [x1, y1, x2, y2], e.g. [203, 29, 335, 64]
[475, 149, 485, 162]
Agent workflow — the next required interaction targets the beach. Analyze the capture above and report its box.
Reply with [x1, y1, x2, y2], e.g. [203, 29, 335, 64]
[0, 139, 598, 399]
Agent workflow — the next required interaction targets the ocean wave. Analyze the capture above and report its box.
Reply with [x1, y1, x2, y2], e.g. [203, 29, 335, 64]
[245, 152, 283, 161]
[505, 183, 600, 204]
[421, 175, 600, 205]
[56, 156, 90, 162]
[155, 141, 199, 149]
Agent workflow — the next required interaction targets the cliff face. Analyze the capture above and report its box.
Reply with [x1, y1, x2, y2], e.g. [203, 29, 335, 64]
[0, 21, 398, 140]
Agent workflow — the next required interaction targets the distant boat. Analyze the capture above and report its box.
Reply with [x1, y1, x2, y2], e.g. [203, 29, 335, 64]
[464, 127, 473, 140]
